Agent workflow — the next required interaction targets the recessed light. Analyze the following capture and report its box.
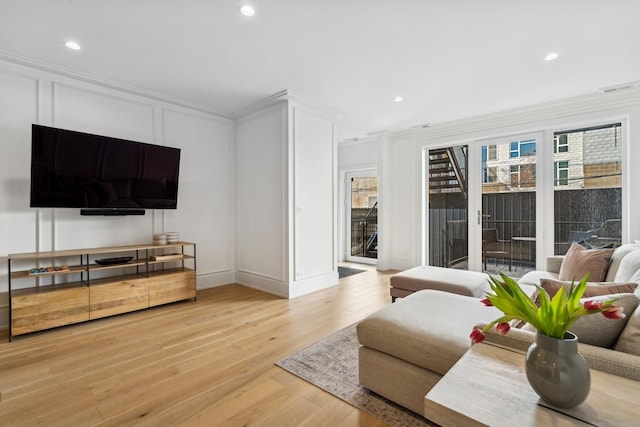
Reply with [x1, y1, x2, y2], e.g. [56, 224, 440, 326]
[545, 52, 559, 61]
[240, 5, 255, 16]
[394, 96, 403, 103]
[65, 41, 81, 50]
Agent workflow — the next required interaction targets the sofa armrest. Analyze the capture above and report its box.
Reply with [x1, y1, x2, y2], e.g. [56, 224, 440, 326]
[545, 256, 564, 274]
[474, 322, 640, 381]
[577, 342, 640, 381]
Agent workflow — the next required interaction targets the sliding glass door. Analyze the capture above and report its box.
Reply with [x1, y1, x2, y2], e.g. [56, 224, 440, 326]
[426, 123, 624, 275]
[478, 134, 540, 277]
[427, 145, 469, 269]
[426, 137, 539, 276]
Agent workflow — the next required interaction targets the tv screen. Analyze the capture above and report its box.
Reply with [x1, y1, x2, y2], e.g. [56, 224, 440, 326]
[30, 124, 181, 210]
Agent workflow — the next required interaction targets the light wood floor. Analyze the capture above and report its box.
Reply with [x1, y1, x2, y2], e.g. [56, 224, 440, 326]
[0, 263, 396, 426]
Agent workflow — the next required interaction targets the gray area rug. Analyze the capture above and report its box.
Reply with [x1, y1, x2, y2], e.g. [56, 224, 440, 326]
[276, 324, 435, 427]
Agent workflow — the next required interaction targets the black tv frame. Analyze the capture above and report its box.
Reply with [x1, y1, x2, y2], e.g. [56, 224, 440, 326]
[30, 124, 181, 215]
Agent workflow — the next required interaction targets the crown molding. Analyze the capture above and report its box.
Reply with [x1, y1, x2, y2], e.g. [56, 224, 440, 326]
[232, 89, 347, 121]
[0, 50, 229, 118]
[231, 90, 289, 119]
[392, 87, 640, 142]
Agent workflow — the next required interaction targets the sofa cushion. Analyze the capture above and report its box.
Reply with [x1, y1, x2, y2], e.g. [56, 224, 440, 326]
[606, 243, 640, 282]
[539, 278, 638, 297]
[517, 270, 559, 287]
[522, 293, 638, 348]
[558, 243, 614, 282]
[356, 290, 501, 376]
[615, 305, 640, 356]
[612, 247, 640, 283]
[389, 266, 491, 298]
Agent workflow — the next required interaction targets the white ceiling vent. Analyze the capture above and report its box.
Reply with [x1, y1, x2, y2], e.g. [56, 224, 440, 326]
[599, 81, 640, 94]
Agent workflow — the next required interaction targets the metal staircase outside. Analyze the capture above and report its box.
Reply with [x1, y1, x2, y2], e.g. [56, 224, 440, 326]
[428, 147, 468, 197]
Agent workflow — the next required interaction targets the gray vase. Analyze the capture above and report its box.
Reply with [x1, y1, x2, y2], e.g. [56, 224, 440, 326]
[525, 331, 591, 408]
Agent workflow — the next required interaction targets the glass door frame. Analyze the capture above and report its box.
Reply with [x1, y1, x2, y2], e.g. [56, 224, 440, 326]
[345, 169, 378, 265]
[469, 131, 545, 273]
[424, 118, 629, 274]
[422, 133, 545, 273]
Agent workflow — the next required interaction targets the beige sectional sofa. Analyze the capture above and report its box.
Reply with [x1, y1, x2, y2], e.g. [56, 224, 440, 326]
[357, 243, 640, 418]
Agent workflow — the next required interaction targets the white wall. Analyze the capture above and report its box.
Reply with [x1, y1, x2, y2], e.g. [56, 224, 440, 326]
[235, 104, 289, 295]
[373, 89, 640, 271]
[338, 138, 380, 170]
[337, 138, 381, 263]
[290, 104, 337, 297]
[378, 134, 420, 271]
[235, 99, 338, 298]
[162, 108, 235, 287]
[0, 58, 236, 323]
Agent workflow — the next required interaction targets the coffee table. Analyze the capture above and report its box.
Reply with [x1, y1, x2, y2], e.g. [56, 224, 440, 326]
[424, 341, 639, 426]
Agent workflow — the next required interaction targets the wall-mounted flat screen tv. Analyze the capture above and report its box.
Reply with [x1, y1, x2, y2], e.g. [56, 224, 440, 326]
[30, 124, 181, 213]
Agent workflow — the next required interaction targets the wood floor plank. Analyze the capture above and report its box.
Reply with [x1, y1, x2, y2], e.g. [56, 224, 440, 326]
[0, 264, 397, 426]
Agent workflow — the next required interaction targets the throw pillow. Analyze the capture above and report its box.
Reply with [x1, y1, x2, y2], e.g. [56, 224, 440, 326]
[615, 305, 640, 356]
[522, 293, 639, 348]
[515, 279, 637, 330]
[539, 279, 638, 298]
[558, 242, 614, 282]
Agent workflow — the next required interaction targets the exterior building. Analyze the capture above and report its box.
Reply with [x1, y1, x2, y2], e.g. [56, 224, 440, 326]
[482, 123, 621, 193]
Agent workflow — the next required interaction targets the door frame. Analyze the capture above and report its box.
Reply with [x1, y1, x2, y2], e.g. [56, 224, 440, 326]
[423, 132, 544, 273]
[423, 143, 473, 269]
[470, 131, 545, 272]
[344, 169, 378, 265]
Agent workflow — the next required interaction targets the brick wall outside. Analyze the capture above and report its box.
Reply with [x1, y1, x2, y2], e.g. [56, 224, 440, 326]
[583, 162, 622, 188]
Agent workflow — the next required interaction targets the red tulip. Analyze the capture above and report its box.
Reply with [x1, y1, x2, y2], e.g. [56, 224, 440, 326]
[470, 328, 485, 344]
[496, 322, 511, 335]
[602, 306, 625, 319]
[584, 300, 603, 311]
[480, 298, 493, 306]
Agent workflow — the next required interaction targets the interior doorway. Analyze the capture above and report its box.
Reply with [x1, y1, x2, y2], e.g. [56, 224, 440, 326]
[345, 171, 378, 265]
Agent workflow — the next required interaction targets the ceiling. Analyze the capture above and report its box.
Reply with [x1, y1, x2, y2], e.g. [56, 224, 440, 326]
[1, 0, 639, 142]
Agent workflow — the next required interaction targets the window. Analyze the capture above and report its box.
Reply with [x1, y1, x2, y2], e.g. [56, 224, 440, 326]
[554, 161, 569, 186]
[487, 145, 497, 160]
[554, 134, 569, 153]
[510, 164, 536, 188]
[510, 142, 518, 158]
[482, 146, 497, 184]
[510, 140, 536, 158]
[510, 165, 518, 183]
[482, 145, 496, 162]
[553, 123, 622, 255]
[483, 166, 497, 183]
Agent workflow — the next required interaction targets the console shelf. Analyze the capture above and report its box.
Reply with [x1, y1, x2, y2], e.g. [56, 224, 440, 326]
[8, 242, 196, 340]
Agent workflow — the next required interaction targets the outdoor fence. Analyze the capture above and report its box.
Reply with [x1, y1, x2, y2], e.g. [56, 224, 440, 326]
[428, 187, 621, 267]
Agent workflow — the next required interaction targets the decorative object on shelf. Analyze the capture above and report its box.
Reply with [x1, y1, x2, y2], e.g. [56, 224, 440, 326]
[469, 273, 626, 408]
[153, 233, 167, 245]
[525, 330, 590, 408]
[149, 253, 184, 261]
[95, 256, 134, 266]
[166, 231, 179, 243]
[29, 265, 69, 275]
